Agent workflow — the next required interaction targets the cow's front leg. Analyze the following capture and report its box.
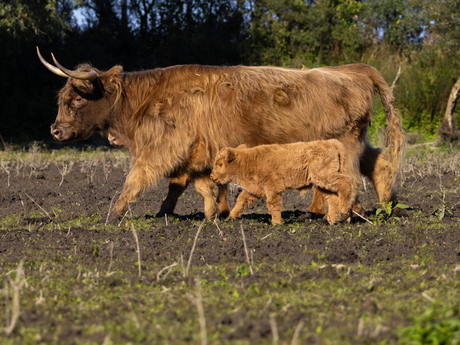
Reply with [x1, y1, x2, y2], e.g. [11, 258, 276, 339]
[216, 184, 230, 217]
[360, 144, 398, 209]
[113, 163, 151, 218]
[193, 175, 219, 219]
[156, 174, 190, 217]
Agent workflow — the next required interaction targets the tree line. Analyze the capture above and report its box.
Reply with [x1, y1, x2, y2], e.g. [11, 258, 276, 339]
[1, 0, 459, 143]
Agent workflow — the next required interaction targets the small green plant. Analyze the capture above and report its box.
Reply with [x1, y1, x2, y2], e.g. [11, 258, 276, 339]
[434, 187, 452, 221]
[52, 204, 63, 218]
[234, 264, 250, 277]
[91, 244, 100, 258]
[376, 201, 409, 217]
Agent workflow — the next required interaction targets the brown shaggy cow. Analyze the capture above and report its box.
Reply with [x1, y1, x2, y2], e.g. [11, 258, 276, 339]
[37, 47, 404, 221]
[210, 141, 355, 224]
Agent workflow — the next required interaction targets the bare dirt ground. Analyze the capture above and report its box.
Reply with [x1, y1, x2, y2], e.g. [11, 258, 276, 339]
[0, 146, 459, 344]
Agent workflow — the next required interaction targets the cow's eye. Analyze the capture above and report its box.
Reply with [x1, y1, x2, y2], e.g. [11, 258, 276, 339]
[73, 96, 86, 109]
[218, 163, 222, 167]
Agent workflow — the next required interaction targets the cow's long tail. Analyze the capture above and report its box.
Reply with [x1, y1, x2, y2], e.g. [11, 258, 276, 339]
[369, 67, 405, 186]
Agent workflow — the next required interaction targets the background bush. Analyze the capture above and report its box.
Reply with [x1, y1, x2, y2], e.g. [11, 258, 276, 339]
[1, 0, 459, 144]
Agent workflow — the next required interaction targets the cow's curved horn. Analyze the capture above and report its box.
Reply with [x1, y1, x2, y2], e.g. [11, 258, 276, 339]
[51, 53, 98, 81]
[36, 46, 69, 78]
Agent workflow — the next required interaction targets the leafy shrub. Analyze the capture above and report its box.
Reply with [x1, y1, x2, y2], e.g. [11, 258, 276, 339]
[399, 304, 460, 345]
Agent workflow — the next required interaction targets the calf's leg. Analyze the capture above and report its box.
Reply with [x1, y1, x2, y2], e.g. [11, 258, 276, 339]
[229, 191, 259, 220]
[308, 187, 328, 216]
[266, 192, 284, 224]
[314, 173, 353, 224]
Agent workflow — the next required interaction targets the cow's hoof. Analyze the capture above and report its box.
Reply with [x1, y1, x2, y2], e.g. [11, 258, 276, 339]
[219, 210, 230, 218]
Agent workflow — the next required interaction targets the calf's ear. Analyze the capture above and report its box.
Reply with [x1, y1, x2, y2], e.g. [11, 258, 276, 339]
[225, 149, 236, 163]
[236, 144, 248, 149]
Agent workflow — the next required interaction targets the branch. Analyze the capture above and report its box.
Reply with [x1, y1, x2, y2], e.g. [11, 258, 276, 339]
[390, 65, 402, 92]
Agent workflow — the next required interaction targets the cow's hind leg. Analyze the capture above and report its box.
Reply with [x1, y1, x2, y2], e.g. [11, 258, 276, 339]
[360, 144, 398, 208]
[156, 174, 190, 217]
[229, 190, 259, 220]
[193, 175, 219, 219]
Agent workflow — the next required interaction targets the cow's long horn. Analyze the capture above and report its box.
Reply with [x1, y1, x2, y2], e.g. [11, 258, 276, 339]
[51, 53, 98, 81]
[36, 46, 69, 78]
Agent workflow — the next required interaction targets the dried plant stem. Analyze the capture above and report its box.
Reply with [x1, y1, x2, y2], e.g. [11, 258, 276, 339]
[180, 254, 185, 275]
[353, 210, 375, 226]
[0, 133, 7, 150]
[105, 191, 120, 225]
[290, 320, 304, 345]
[240, 225, 254, 275]
[106, 241, 114, 275]
[186, 221, 205, 277]
[261, 233, 272, 240]
[157, 262, 178, 281]
[24, 193, 53, 222]
[4, 260, 27, 335]
[1, 162, 10, 187]
[213, 215, 223, 236]
[117, 210, 129, 227]
[390, 65, 402, 92]
[187, 278, 207, 345]
[130, 223, 142, 277]
[55, 161, 74, 187]
[269, 314, 279, 345]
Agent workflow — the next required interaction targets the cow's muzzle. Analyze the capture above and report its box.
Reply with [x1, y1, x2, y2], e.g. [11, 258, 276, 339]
[51, 123, 74, 142]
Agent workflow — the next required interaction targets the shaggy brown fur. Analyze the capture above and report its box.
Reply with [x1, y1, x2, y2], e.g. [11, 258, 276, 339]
[106, 132, 230, 217]
[40, 52, 404, 220]
[210, 141, 355, 224]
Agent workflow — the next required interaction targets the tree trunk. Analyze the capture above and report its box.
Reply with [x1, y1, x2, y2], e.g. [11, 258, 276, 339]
[438, 74, 460, 143]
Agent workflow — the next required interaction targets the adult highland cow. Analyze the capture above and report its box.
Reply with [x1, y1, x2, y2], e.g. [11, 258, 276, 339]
[37, 47, 404, 221]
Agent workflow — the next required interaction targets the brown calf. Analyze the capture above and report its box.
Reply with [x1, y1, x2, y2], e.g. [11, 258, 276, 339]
[210, 140, 355, 224]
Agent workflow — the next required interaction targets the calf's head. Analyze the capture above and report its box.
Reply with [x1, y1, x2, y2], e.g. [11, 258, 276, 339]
[210, 148, 238, 184]
[37, 47, 123, 142]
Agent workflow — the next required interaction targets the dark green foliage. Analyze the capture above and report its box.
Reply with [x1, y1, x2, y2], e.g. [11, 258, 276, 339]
[1, 0, 460, 143]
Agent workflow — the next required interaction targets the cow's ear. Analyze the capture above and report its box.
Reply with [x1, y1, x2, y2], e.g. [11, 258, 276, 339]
[226, 149, 236, 163]
[100, 65, 123, 94]
[236, 144, 248, 150]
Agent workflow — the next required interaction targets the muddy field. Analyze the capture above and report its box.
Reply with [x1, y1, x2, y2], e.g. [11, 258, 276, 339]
[0, 145, 460, 344]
